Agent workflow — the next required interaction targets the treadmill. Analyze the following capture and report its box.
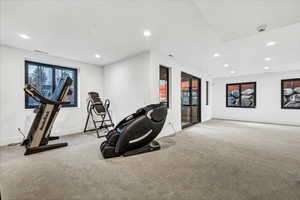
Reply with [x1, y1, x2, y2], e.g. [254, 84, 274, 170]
[22, 77, 73, 155]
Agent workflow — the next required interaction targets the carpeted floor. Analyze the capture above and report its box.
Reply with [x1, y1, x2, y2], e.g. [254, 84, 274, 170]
[0, 119, 300, 200]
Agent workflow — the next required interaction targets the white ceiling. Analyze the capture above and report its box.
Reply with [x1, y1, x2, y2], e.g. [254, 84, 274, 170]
[0, 0, 219, 67]
[193, 0, 300, 41]
[203, 22, 300, 78]
[1, 0, 300, 77]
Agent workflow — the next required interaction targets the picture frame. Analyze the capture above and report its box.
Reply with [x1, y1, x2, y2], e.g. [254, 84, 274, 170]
[226, 82, 256, 108]
[281, 78, 300, 109]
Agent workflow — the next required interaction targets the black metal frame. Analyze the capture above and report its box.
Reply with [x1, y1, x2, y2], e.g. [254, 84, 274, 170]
[84, 99, 114, 138]
[25, 60, 78, 109]
[206, 81, 209, 105]
[181, 72, 201, 129]
[159, 65, 170, 108]
[281, 78, 300, 109]
[24, 141, 68, 155]
[226, 82, 257, 108]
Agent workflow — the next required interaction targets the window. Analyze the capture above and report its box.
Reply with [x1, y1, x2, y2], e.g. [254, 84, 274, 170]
[281, 78, 300, 109]
[159, 65, 169, 107]
[226, 82, 256, 108]
[206, 81, 209, 105]
[25, 61, 78, 109]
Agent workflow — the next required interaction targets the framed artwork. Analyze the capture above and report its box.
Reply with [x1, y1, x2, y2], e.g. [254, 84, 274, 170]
[281, 78, 300, 109]
[226, 82, 256, 108]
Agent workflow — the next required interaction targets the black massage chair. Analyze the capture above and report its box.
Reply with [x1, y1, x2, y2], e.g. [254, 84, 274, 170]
[100, 103, 168, 158]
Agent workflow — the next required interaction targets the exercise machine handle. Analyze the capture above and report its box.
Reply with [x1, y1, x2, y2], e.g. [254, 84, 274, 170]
[24, 84, 70, 105]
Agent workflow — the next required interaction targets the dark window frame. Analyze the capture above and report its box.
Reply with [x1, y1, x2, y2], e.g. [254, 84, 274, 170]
[206, 81, 209, 105]
[181, 71, 201, 129]
[25, 60, 78, 109]
[281, 78, 300, 110]
[159, 65, 170, 108]
[226, 82, 256, 108]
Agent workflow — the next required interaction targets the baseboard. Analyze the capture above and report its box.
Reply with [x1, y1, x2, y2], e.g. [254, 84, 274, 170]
[212, 118, 300, 127]
[0, 136, 24, 146]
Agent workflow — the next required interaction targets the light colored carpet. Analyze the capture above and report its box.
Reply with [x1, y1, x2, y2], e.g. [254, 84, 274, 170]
[1, 119, 300, 200]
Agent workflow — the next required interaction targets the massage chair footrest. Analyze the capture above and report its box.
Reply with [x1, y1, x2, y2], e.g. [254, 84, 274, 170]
[123, 140, 160, 157]
[100, 142, 121, 158]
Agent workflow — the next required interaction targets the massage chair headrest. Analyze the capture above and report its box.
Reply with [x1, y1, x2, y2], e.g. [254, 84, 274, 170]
[136, 103, 167, 122]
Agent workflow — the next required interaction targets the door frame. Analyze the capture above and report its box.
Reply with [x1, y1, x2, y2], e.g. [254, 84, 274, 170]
[181, 72, 201, 129]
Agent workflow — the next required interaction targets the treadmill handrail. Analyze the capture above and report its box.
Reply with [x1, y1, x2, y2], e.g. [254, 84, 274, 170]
[24, 84, 70, 105]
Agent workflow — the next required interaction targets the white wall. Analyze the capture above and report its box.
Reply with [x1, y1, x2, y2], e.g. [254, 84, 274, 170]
[212, 70, 300, 126]
[0, 46, 213, 146]
[104, 51, 212, 138]
[103, 52, 152, 123]
[0, 46, 104, 145]
[150, 51, 212, 137]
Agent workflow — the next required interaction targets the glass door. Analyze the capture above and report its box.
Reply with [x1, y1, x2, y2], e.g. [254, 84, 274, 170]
[191, 78, 200, 123]
[181, 72, 201, 128]
[181, 74, 191, 127]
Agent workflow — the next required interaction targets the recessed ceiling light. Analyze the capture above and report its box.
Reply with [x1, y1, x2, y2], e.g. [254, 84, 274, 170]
[18, 33, 30, 40]
[224, 64, 229, 68]
[264, 66, 269, 70]
[230, 70, 236, 74]
[143, 30, 151, 37]
[213, 53, 220, 57]
[266, 41, 276, 47]
[264, 57, 271, 61]
[95, 54, 101, 58]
